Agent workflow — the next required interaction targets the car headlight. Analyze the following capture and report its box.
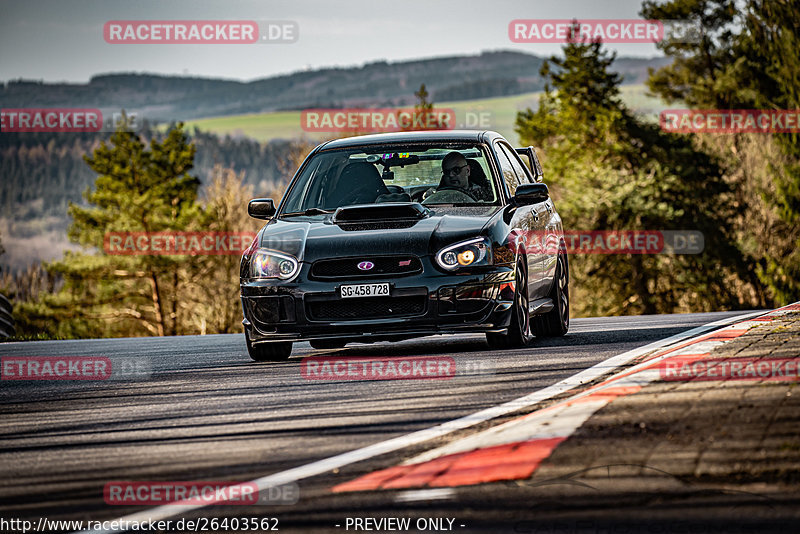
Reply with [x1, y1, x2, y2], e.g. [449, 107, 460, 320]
[250, 249, 299, 280]
[436, 237, 492, 271]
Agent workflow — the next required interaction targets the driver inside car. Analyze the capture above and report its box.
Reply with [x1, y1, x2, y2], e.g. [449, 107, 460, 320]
[423, 151, 489, 202]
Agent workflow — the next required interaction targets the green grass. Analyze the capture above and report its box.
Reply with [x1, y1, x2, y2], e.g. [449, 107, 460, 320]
[186, 110, 306, 142]
[185, 84, 668, 145]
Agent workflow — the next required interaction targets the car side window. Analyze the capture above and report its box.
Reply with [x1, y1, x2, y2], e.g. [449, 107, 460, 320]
[498, 143, 532, 186]
[495, 144, 521, 196]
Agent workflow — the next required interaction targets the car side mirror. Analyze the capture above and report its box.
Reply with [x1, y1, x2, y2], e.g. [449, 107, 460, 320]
[513, 183, 549, 206]
[248, 198, 276, 219]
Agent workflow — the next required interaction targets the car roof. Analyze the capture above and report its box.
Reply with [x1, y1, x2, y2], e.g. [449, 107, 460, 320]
[316, 130, 507, 152]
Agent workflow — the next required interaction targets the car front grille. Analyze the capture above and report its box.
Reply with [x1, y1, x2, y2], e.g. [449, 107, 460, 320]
[310, 256, 422, 280]
[306, 296, 426, 321]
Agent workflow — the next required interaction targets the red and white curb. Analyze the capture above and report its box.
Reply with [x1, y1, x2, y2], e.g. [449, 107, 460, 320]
[333, 303, 800, 492]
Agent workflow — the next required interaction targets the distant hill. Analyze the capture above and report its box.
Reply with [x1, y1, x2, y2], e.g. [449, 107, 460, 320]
[0, 51, 669, 122]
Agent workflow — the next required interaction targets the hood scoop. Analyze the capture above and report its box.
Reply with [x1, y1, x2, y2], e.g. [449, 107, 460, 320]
[333, 203, 429, 225]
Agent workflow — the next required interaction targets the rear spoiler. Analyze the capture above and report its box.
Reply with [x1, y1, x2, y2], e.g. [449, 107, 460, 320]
[515, 146, 544, 182]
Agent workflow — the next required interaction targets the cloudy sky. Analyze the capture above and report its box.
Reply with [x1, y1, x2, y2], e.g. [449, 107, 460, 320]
[1, 0, 664, 83]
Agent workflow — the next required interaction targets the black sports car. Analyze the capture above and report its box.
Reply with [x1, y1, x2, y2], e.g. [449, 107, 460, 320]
[240, 130, 569, 361]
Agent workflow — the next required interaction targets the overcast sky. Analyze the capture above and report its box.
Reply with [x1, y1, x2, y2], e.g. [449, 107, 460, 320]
[1, 0, 664, 83]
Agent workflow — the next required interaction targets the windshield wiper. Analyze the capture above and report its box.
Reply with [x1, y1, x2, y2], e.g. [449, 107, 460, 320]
[280, 208, 334, 217]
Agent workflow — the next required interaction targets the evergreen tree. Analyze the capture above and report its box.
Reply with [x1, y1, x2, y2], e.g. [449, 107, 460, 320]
[515, 27, 751, 315]
[399, 83, 440, 131]
[414, 83, 433, 114]
[49, 122, 201, 336]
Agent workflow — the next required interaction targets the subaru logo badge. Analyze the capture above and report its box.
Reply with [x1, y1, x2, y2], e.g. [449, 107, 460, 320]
[357, 261, 374, 271]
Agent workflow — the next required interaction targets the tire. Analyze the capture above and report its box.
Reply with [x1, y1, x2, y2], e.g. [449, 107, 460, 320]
[245, 329, 292, 362]
[486, 255, 534, 349]
[309, 339, 347, 350]
[533, 251, 569, 337]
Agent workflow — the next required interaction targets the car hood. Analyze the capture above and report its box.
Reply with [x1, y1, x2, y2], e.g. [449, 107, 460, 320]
[257, 206, 502, 262]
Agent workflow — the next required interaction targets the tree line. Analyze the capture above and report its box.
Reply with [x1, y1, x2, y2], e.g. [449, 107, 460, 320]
[1, 128, 298, 223]
[514, 0, 798, 316]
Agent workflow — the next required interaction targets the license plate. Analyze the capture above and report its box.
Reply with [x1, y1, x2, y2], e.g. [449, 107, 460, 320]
[340, 283, 390, 298]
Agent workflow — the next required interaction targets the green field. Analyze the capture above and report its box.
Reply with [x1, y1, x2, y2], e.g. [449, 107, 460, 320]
[185, 85, 667, 145]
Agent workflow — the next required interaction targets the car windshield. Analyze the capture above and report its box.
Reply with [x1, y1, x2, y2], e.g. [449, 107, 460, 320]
[279, 144, 498, 215]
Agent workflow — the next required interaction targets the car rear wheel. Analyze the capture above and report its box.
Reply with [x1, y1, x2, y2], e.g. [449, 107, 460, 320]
[309, 339, 347, 350]
[486, 255, 533, 349]
[245, 329, 292, 362]
[533, 251, 569, 337]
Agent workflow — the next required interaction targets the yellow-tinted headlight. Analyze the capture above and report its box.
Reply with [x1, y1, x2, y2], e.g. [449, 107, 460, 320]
[436, 237, 491, 271]
[457, 249, 475, 265]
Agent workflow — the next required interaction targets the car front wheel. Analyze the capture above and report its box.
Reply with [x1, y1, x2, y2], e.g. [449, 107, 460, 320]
[486, 255, 533, 349]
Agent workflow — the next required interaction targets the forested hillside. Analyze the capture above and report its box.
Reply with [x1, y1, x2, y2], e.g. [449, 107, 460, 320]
[0, 51, 668, 120]
[0, 128, 305, 270]
[1, 129, 293, 220]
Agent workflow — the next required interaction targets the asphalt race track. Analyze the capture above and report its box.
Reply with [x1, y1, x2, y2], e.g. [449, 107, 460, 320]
[0, 311, 769, 533]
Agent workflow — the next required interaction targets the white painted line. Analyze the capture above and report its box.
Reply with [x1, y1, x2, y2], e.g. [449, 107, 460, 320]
[395, 488, 455, 502]
[76, 310, 765, 533]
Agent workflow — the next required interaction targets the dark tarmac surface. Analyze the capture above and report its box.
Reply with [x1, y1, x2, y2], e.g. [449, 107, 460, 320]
[1, 311, 772, 533]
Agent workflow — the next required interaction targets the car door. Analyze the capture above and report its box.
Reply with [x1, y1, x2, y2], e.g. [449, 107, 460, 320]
[539, 195, 560, 294]
[494, 142, 545, 301]
[516, 146, 559, 294]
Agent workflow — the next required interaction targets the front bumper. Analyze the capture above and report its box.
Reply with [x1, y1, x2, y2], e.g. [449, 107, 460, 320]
[240, 259, 515, 344]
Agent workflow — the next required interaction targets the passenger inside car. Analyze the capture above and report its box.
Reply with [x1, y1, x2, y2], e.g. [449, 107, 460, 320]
[324, 161, 390, 208]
